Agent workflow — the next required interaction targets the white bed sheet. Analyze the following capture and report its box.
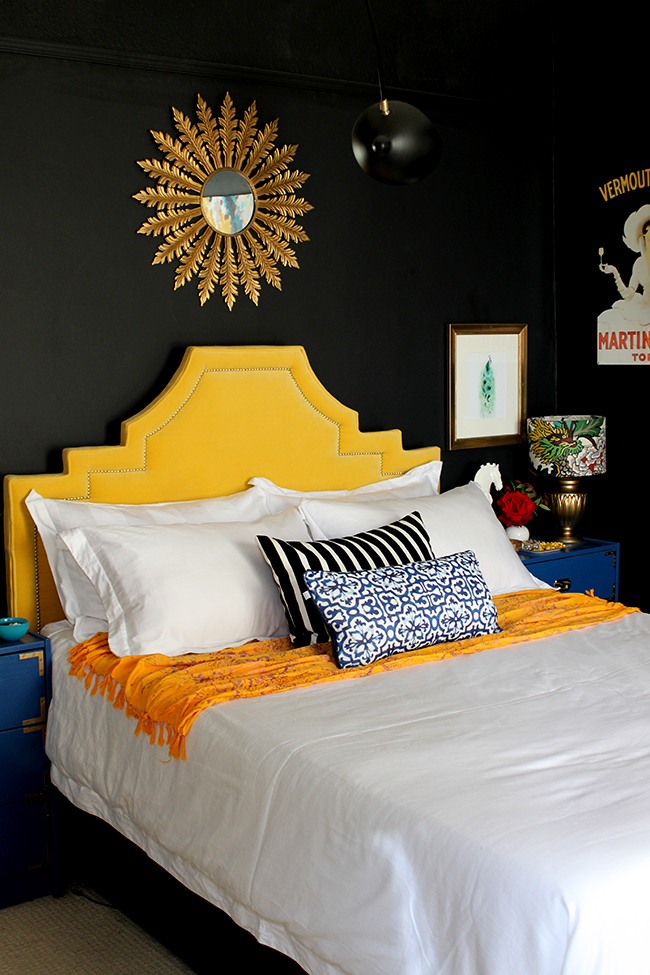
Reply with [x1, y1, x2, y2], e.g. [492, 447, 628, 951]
[45, 612, 650, 975]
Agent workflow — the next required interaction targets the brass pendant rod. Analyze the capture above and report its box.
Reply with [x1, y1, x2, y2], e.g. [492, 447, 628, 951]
[362, 0, 390, 114]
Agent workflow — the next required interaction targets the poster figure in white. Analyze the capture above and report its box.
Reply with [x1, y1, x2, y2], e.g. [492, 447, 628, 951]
[598, 203, 650, 363]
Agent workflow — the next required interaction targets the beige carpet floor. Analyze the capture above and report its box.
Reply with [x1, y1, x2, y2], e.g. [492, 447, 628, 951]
[0, 886, 198, 974]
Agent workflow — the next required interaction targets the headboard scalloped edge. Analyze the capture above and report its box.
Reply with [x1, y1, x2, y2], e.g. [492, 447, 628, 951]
[4, 345, 441, 630]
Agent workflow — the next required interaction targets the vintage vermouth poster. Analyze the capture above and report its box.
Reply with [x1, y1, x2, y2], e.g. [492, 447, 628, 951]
[597, 167, 650, 363]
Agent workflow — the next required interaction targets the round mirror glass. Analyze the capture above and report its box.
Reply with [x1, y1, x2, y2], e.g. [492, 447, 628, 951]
[201, 171, 255, 235]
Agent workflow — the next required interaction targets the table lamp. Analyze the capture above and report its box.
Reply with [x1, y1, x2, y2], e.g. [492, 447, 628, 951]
[527, 415, 606, 542]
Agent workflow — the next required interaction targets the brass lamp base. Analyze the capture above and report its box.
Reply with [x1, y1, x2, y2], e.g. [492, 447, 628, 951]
[547, 477, 587, 542]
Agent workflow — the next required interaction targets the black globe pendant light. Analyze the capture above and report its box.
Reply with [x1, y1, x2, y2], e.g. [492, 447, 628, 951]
[352, 0, 442, 185]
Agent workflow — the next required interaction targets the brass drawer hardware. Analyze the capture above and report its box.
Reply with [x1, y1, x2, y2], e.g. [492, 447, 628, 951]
[23, 697, 46, 727]
[19, 649, 44, 676]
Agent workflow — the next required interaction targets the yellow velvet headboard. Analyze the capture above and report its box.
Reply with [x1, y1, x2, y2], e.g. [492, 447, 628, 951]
[4, 345, 440, 630]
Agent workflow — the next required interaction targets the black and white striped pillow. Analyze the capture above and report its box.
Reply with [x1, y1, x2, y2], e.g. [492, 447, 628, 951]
[257, 511, 434, 647]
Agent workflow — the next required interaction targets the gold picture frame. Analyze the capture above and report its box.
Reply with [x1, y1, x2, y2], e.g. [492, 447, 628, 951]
[448, 323, 528, 450]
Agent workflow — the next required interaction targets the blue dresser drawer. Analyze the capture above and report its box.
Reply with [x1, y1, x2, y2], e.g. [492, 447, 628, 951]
[519, 538, 619, 601]
[0, 632, 56, 905]
[0, 647, 46, 731]
[0, 726, 49, 805]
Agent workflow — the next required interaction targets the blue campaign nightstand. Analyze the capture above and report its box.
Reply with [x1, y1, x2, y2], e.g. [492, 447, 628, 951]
[0, 629, 58, 907]
[519, 538, 620, 602]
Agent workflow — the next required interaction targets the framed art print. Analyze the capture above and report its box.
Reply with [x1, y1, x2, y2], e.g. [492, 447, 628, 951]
[448, 323, 527, 450]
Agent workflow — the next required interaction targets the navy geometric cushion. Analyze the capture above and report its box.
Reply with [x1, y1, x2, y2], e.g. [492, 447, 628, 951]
[303, 549, 500, 669]
[257, 511, 434, 647]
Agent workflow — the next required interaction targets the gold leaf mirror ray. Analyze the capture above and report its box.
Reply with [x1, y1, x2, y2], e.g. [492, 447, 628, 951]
[133, 93, 313, 310]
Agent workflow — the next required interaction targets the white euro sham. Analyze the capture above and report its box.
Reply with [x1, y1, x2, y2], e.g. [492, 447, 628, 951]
[25, 486, 274, 641]
[300, 481, 548, 596]
[58, 506, 310, 657]
[249, 458, 442, 513]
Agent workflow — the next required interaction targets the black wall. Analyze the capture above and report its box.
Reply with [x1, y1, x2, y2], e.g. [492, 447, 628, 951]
[1, 4, 564, 615]
[553, 16, 646, 611]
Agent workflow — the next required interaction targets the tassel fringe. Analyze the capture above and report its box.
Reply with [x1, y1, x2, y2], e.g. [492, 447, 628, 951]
[68, 591, 639, 763]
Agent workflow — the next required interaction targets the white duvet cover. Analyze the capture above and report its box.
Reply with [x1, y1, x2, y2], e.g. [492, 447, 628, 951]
[45, 611, 650, 975]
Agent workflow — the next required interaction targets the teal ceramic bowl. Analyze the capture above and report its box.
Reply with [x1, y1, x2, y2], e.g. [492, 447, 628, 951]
[0, 617, 29, 641]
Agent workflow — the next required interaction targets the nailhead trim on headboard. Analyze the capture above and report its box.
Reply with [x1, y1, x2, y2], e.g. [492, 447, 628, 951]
[65, 367, 403, 502]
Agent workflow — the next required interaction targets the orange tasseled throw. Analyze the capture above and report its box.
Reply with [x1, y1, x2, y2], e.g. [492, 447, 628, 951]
[68, 590, 638, 760]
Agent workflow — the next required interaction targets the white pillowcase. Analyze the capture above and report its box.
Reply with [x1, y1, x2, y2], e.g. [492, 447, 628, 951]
[58, 507, 311, 657]
[25, 486, 273, 640]
[249, 459, 442, 514]
[299, 482, 548, 597]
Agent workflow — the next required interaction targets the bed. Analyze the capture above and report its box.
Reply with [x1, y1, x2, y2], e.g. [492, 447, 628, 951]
[4, 344, 650, 975]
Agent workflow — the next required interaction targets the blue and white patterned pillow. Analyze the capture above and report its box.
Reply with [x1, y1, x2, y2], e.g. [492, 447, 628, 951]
[303, 550, 500, 669]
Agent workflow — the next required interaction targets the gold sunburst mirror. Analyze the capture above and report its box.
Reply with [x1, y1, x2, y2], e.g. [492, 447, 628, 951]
[134, 93, 312, 309]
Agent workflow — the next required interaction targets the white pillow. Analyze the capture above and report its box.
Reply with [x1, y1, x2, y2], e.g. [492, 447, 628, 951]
[249, 459, 442, 514]
[58, 507, 311, 657]
[299, 482, 548, 597]
[26, 486, 273, 638]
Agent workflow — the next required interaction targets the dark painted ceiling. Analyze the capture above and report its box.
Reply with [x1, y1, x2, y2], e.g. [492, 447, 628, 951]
[2, 0, 551, 103]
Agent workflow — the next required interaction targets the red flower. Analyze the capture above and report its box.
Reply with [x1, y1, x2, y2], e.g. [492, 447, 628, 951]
[496, 489, 537, 527]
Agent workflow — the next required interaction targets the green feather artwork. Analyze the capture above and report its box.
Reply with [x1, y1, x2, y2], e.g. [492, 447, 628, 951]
[479, 355, 495, 418]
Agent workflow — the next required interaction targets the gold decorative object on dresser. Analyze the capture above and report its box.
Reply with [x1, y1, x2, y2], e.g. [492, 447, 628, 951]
[134, 93, 312, 309]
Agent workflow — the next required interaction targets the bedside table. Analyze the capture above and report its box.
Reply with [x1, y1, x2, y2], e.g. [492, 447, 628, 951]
[0, 630, 57, 907]
[519, 538, 620, 601]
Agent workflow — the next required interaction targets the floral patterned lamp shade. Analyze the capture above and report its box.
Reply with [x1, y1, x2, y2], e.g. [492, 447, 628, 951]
[527, 415, 606, 478]
[526, 415, 606, 541]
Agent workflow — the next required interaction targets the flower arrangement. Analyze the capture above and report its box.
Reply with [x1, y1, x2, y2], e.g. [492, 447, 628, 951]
[496, 481, 549, 528]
